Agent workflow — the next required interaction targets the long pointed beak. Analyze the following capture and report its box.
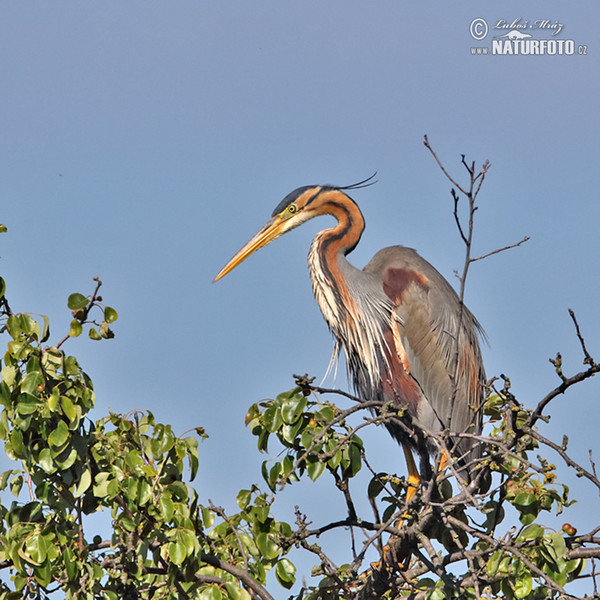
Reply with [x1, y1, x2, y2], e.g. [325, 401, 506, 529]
[213, 216, 286, 282]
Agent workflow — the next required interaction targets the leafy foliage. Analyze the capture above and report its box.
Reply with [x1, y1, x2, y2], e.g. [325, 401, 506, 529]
[0, 235, 598, 599]
[0, 276, 294, 600]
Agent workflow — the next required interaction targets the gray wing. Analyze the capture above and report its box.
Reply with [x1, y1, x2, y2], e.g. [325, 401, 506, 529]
[363, 246, 485, 470]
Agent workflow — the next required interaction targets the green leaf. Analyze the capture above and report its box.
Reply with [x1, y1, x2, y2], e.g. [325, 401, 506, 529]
[88, 327, 101, 340]
[21, 371, 43, 395]
[343, 439, 363, 477]
[368, 476, 385, 499]
[275, 558, 296, 589]
[7, 314, 41, 339]
[225, 583, 251, 600]
[74, 469, 92, 498]
[255, 532, 280, 560]
[199, 587, 223, 600]
[48, 420, 70, 449]
[10, 429, 26, 459]
[514, 572, 533, 598]
[268, 461, 283, 487]
[1, 365, 17, 387]
[306, 458, 326, 481]
[0, 276, 5, 298]
[23, 531, 47, 565]
[482, 500, 505, 530]
[67, 293, 89, 310]
[513, 491, 537, 506]
[40, 314, 50, 342]
[10, 474, 24, 496]
[159, 495, 174, 522]
[281, 418, 303, 445]
[69, 319, 83, 337]
[63, 547, 78, 581]
[316, 405, 335, 422]
[281, 394, 307, 424]
[105, 306, 118, 323]
[201, 506, 215, 528]
[61, 395, 78, 424]
[237, 489, 252, 510]
[0, 469, 15, 490]
[486, 550, 504, 577]
[543, 531, 567, 564]
[168, 540, 187, 565]
[54, 446, 78, 470]
[17, 394, 42, 415]
[263, 405, 283, 433]
[137, 479, 153, 505]
[93, 472, 112, 498]
[519, 523, 544, 541]
[8, 340, 33, 360]
[39, 448, 56, 474]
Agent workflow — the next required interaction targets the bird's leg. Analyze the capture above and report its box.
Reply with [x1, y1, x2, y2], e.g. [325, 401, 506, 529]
[402, 445, 420, 505]
[437, 450, 448, 474]
[360, 445, 420, 581]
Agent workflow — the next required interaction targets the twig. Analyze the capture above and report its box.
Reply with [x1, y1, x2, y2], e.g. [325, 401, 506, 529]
[527, 429, 600, 490]
[590, 450, 600, 498]
[423, 135, 469, 196]
[529, 363, 600, 427]
[209, 501, 250, 572]
[569, 308, 595, 366]
[55, 277, 103, 350]
[199, 553, 276, 600]
[471, 236, 530, 262]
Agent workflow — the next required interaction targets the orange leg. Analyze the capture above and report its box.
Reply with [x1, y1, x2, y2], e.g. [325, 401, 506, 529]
[402, 444, 420, 505]
[361, 448, 446, 581]
[437, 450, 448, 473]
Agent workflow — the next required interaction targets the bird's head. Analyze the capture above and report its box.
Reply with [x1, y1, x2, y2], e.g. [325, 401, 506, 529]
[213, 185, 323, 282]
[213, 175, 376, 283]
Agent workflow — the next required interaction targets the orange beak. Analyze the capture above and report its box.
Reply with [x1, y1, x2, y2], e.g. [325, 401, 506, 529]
[213, 215, 287, 282]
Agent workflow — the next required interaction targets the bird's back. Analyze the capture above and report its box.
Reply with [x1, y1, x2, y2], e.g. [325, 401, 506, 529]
[362, 245, 485, 479]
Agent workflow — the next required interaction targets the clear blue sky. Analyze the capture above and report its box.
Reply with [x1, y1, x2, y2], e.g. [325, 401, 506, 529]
[1, 2, 598, 594]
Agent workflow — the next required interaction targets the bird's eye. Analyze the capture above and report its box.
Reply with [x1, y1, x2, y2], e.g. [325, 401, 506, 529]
[287, 203, 297, 214]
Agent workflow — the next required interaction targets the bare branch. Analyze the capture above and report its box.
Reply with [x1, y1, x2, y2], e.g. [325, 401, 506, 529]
[423, 134, 469, 196]
[209, 501, 250, 572]
[529, 362, 600, 426]
[569, 308, 596, 366]
[527, 428, 600, 491]
[471, 235, 530, 263]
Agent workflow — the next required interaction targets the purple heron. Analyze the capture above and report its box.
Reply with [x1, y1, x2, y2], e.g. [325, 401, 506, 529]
[214, 179, 485, 496]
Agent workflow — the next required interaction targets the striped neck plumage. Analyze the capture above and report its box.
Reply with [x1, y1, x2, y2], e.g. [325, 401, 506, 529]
[306, 192, 390, 394]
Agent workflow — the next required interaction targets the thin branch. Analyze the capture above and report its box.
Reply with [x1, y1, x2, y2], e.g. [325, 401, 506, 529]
[569, 308, 596, 366]
[199, 553, 276, 600]
[423, 135, 469, 196]
[209, 501, 250, 572]
[55, 276, 103, 350]
[471, 236, 530, 263]
[452, 189, 468, 245]
[527, 428, 600, 491]
[529, 362, 600, 427]
[590, 450, 600, 498]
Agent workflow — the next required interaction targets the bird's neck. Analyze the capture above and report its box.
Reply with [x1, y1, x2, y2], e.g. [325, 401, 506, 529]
[307, 193, 365, 334]
[307, 194, 390, 395]
[309, 191, 365, 264]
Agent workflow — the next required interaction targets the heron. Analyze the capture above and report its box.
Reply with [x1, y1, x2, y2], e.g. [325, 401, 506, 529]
[214, 179, 485, 500]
